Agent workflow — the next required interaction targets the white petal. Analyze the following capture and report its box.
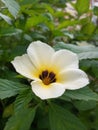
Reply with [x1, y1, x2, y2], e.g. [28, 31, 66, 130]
[31, 81, 65, 99]
[11, 54, 37, 79]
[27, 41, 55, 69]
[50, 50, 79, 72]
[58, 69, 89, 90]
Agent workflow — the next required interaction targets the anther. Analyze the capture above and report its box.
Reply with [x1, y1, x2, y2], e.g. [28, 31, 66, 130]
[42, 70, 48, 78]
[50, 78, 56, 83]
[49, 72, 55, 80]
[39, 75, 42, 80]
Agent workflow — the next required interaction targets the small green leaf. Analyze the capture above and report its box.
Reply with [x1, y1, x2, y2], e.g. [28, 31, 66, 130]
[3, 103, 14, 118]
[26, 14, 54, 30]
[0, 78, 28, 99]
[57, 20, 78, 29]
[14, 89, 34, 112]
[81, 22, 96, 36]
[61, 87, 98, 101]
[1, 0, 20, 18]
[0, 13, 12, 25]
[93, 6, 98, 15]
[49, 103, 87, 130]
[75, 0, 90, 15]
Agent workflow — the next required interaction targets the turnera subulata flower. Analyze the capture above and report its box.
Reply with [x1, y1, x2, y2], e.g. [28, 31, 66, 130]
[11, 41, 89, 99]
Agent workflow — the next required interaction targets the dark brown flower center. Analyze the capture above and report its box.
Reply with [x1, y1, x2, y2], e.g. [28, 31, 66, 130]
[39, 70, 56, 85]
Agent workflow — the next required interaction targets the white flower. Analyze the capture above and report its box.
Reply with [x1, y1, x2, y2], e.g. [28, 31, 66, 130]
[11, 41, 89, 100]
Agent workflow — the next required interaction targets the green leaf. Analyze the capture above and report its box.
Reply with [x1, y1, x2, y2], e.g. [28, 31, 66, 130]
[26, 15, 47, 29]
[54, 42, 98, 60]
[4, 94, 36, 130]
[57, 20, 78, 29]
[0, 78, 28, 99]
[49, 103, 87, 130]
[14, 89, 34, 112]
[54, 42, 96, 53]
[81, 22, 96, 36]
[0, 27, 22, 37]
[26, 14, 54, 30]
[1, 0, 20, 18]
[75, 0, 90, 15]
[0, 13, 12, 25]
[93, 6, 98, 15]
[4, 89, 36, 130]
[43, 3, 54, 15]
[61, 87, 98, 101]
[92, 67, 98, 78]
[78, 51, 98, 60]
[4, 106, 36, 130]
[80, 60, 98, 71]
[3, 103, 14, 118]
[74, 100, 96, 111]
[20, 0, 38, 5]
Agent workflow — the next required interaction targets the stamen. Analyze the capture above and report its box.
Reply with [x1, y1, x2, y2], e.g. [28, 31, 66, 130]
[49, 72, 55, 80]
[39, 75, 42, 80]
[42, 70, 48, 78]
[50, 78, 56, 83]
[39, 70, 56, 85]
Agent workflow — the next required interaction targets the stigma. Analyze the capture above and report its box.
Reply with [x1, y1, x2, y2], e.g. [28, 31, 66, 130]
[39, 70, 56, 85]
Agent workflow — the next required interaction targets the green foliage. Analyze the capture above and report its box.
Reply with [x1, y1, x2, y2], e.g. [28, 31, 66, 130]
[4, 105, 36, 130]
[0, 13, 12, 25]
[0, 27, 22, 37]
[78, 51, 98, 60]
[74, 100, 96, 111]
[0, 78, 28, 99]
[75, 0, 90, 15]
[49, 103, 86, 130]
[4, 89, 36, 130]
[1, 0, 20, 18]
[0, 0, 98, 130]
[94, 6, 98, 15]
[54, 42, 98, 60]
[61, 87, 98, 101]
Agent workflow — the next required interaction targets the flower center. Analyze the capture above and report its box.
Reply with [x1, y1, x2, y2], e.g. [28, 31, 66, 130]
[39, 70, 56, 85]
